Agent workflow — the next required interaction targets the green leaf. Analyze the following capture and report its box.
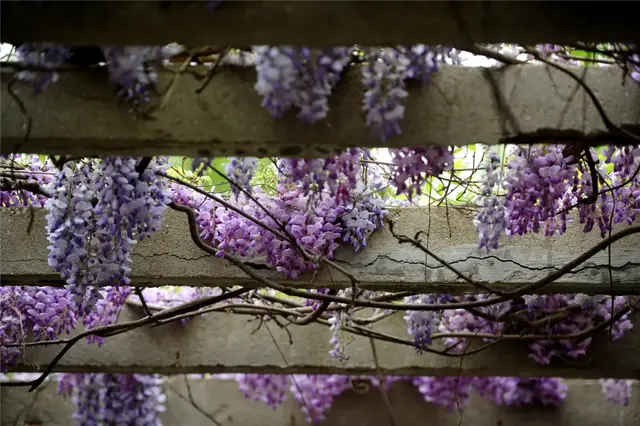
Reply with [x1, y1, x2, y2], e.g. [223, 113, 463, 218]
[567, 49, 597, 66]
[603, 163, 614, 176]
[453, 146, 465, 156]
[199, 175, 213, 189]
[422, 179, 432, 199]
[252, 159, 279, 196]
[168, 156, 192, 173]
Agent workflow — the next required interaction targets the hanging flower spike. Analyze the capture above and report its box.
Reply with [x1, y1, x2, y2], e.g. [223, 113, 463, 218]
[390, 146, 454, 200]
[361, 49, 409, 142]
[278, 147, 362, 203]
[253, 45, 299, 118]
[295, 46, 352, 123]
[58, 373, 165, 426]
[474, 152, 508, 251]
[600, 379, 633, 405]
[361, 45, 439, 142]
[101, 45, 181, 111]
[397, 44, 438, 82]
[16, 43, 71, 94]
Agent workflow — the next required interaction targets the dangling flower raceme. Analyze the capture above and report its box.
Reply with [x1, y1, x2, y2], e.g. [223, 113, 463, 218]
[58, 373, 166, 426]
[600, 379, 633, 405]
[16, 43, 71, 93]
[101, 45, 182, 109]
[253, 45, 352, 122]
[390, 146, 454, 200]
[474, 152, 508, 251]
[44, 157, 171, 313]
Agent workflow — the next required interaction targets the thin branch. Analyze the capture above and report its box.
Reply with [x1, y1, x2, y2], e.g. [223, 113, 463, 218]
[135, 287, 153, 317]
[204, 165, 362, 289]
[171, 200, 640, 312]
[135, 157, 152, 175]
[196, 47, 230, 94]
[0, 178, 52, 198]
[167, 379, 225, 426]
[185, 375, 223, 425]
[368, 338, 398, 426]
[290, 289, 337, 325]
[5, 288, 250, 391]
[523, 46, 640, 143]
[262, 322, 317, 424]
[389, 220, 507, 296]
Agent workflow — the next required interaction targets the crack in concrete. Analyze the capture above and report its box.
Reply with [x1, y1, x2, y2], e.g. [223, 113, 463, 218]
[1, 258, 51, 264]
[130, 252, 214, 262]
[335, 253, 640, 275]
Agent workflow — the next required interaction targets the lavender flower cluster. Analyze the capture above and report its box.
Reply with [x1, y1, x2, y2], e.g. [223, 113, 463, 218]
[214, 185, 343, 279]
[101, 45, 182, 109]
[279, 148, 362, 203]
[361, 46, 438, 141]
[390, 146, 454, 200]
[402, 292, 634, 367]
[58, 373, 166, 426]
[600, 379, 634, 405]
[403, 294, 453, 352]
[45, 158, 171, 311]
[230, 374, 571, 421]
[0, 154, 53, 208]
[15, 43, 70, 93]
[474, 152, 508, 250]
[15, 42, 181, 109]
[472, 377, 568, 407]
[340, 180, 387, 251]
[475, 144, 640, 250]
[523, 294, 632, 364]
[503, 145, 578, 237]
[0, 285, 130, 372]
[253, 46, 352, 122]
[232, 374, 381, 422]
[0, 286, 77, 371]
[172, 150, 388, 280]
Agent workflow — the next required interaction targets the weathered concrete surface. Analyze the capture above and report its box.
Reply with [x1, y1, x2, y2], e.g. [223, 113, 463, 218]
[2, 1, 638, 46]
[2, 207, 639, 294]
[2, 65, 639, 158]
[8, 306, 640, 378]
[2, 378, 639, 426]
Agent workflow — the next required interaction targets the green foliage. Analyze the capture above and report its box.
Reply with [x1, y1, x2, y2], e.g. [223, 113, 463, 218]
[168, 156, 275, 196]
[252, 159, 279, 196]
[567, 48, 597, 65]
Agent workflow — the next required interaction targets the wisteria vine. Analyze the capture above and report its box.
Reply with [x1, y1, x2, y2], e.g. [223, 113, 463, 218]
[1, 38, 639, 425]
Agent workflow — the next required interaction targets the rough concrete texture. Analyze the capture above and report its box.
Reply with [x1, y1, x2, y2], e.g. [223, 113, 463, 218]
[2, 207, 639, 294]
[2, 378, 639, 426]
[9, 304, 640, 378]
[2, 1, 639, 46]
[2, 65, 639, 158]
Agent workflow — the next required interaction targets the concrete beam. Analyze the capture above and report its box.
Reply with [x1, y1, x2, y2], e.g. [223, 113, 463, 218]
[8, 306, 640, 378]
[2, 65, 639, 158]
[3, 378, 639, 426]
[1, 1, 638, 47]
[2, 208, 640, 294]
